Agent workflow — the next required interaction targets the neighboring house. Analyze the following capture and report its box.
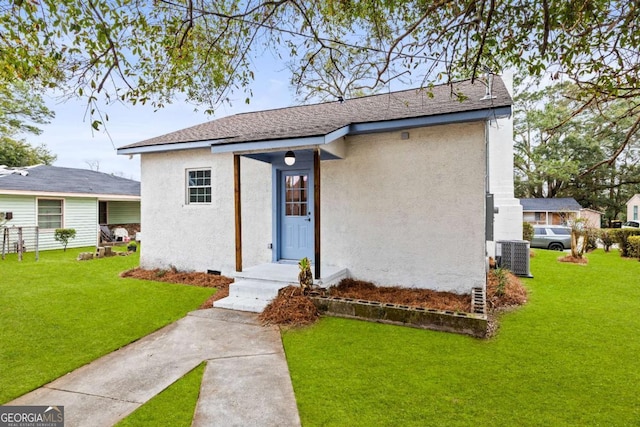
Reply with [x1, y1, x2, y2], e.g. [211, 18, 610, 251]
[520, 198, 602, 228]
[579, 208, 603, 229]
[0, 165, 140, 251]
[627, 194, 640, 221]
[118, 75, 522, 294]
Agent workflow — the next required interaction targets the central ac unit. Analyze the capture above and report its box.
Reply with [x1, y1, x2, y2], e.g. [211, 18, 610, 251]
[496, 240, 533, 278]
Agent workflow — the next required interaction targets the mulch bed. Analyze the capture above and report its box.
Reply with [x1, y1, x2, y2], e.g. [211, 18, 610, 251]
[120, 267, 233, 309]
[259, 286, 319, 327]
[120, 267, 528, 332]
[328, 278, 471, 312]
[558, 255, 589, 264]
[486, 269, 528, 309]
[261, 272, 528, 329]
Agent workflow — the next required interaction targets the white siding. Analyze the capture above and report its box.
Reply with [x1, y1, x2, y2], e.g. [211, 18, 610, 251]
[108, 201, 141, 224]
[0, 195, 37, 227]
[0, 195, 38, 252]
[38, 198, 98, 250]
[1, 195, 98, 250]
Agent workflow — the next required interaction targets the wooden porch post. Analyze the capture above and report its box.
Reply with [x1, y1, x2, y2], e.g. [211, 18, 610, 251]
[314, 148, 321, 279]
[234, 154, 242, 272]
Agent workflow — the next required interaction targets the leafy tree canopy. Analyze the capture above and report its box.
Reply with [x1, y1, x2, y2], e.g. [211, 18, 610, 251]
[0, 138, 56, 167]
[0, 80, 54, 136]
[1, 0, 638, 162]
[514, 80, 640, 223]
[0, 80, 56, 167]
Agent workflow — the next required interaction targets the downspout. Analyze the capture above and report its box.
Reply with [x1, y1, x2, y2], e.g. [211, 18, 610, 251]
[485, 121, 491, 194]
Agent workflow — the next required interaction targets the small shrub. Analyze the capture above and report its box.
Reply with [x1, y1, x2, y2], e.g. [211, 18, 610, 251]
[609, 228, 640, 257]
[523, 222, 534, 241]
[298, 257, 313, 294]
[494, 268, 509, 297]
[486, 269, 528, 309]
[586, 229, 599, 252]
[54, 228, 76, 251]
[598, 229, 614, 252]
[628, 236, 640, 259]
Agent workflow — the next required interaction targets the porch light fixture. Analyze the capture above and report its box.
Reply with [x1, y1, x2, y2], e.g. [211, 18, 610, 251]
[284, 150, 296, 166]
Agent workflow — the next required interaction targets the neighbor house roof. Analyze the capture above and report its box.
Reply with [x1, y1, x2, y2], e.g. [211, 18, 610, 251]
[118, 76, 512, 154]
[0, 165, 140, 198]
[520, 198, 582, 212]
[627, 194, 640, 204]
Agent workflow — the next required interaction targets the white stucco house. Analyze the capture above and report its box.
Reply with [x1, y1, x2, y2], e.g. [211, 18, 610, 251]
[0, 165, 140, 251]
[118, 75, 521, 303]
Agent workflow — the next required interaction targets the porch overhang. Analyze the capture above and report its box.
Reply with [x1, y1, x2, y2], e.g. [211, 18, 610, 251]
[211, 125, 349, 162]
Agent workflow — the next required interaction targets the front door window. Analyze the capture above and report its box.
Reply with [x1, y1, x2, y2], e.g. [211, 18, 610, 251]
[285, 175, 308, 217]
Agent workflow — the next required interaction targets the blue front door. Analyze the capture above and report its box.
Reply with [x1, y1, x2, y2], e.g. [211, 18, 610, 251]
[280, 170, 313, 261]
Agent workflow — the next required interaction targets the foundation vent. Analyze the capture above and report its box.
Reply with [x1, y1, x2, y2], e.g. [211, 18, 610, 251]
[471, 287, 486, 315]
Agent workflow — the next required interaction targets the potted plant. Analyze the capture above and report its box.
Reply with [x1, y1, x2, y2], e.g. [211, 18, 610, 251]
[127, 241, 138, 252]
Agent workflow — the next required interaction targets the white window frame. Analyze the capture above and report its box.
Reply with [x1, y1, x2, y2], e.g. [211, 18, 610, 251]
[186, 168, 212, 204]
[37, 198, 64, 229]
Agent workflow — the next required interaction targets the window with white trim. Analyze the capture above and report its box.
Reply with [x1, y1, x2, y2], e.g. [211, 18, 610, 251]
[38, 199, 63, 229]
[634, 205, 638, 220]
[186, 169, 212, 204]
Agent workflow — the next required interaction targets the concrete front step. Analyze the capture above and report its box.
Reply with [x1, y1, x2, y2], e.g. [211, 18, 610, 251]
[214, 263, 350, 313]
[234, 264, 349, 287]
[228, 280, 288, 299]
[213, 279, 293, 313]
[213, 296, 273, 313]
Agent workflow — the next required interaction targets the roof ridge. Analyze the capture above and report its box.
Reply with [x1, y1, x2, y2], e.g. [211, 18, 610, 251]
[232, 78, 480, 117]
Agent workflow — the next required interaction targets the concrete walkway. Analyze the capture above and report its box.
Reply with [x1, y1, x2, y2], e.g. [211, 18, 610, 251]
[9, 309, 301, 427]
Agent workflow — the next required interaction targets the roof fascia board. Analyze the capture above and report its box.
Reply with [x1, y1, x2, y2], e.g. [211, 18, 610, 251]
[120, 106, 510, 156]
[212, 136, 325, 154]
[0, 189, 140, 200]
[211, 125, 350, 155]
[349, 106, 512, 134]
[522, 209, 580, 213]
[117, 139, 220, 155]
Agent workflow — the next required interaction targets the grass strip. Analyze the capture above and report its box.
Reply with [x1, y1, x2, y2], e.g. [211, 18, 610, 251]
[116, 362, 206, 427]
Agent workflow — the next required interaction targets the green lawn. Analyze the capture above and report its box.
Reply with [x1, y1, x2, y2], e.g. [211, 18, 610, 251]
[0, 247, 215, 404]
[283, 249, 640, 426]
[116, 362, 206, 427]
[3, 247, 639, 425]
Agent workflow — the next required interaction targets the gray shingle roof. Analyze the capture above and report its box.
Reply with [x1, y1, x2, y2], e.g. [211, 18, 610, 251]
[120, 77, 512, 150]
[0, 165, 140, 197]
[520, 198, 582, 212]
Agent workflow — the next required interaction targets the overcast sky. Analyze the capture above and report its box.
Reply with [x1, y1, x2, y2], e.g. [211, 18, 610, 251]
[30, 60, 296, 181]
